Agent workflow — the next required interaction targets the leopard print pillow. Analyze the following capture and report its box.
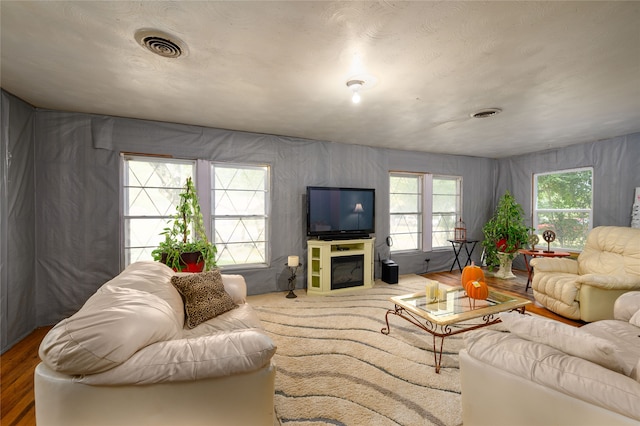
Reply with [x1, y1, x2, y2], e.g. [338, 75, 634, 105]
[171, 270, 238, 329]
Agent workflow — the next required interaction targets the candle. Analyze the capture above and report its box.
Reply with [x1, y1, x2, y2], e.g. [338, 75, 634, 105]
[426, 280, 439, 302]
[288, 255, 299, 267]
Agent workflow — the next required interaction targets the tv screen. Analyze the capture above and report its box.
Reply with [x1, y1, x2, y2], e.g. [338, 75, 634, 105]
[306, 186, 375, 239]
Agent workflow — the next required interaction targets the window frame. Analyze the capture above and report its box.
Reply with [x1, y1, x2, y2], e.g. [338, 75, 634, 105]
[121, 155, 195, 268]
[389, 172, 424, 252]
[121, 155, 271, 269]
[389, 172, 462, 253]
[431, 175, 463, 249]
[211, 162, 271, 269]
[532, 166, 594, 251]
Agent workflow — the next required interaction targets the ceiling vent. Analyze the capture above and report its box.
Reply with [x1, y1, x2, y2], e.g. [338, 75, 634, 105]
[471, 108, 502, 118]
[134, 29, 187, 59]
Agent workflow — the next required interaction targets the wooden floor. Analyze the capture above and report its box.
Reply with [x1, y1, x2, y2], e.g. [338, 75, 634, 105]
[1, 326, 51, 426]
[0, 268, 581, 426]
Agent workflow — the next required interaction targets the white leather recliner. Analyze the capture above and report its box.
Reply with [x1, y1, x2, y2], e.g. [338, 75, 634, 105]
[531, 226, 640, 322]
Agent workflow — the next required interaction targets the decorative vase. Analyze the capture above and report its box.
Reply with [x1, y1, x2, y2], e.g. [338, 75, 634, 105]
[494, 252, 517, 279]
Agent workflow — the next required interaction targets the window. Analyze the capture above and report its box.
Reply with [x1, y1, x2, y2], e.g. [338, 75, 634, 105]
[389, 173, 423, 251]
[212, 163, 270, 267]
[122, 156, 270, 268]
[432, 176, 462, 247]
[122, 156, 195, 266]
[389, 173, 462, 252]
[533, 167, 593, 250]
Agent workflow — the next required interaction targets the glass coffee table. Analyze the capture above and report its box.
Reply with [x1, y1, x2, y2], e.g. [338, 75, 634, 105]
[381, 285, 531, 373]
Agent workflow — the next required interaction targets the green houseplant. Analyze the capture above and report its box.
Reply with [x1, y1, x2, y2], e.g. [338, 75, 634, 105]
[482, 190, 532, 274]
[152, 177, 217, 272]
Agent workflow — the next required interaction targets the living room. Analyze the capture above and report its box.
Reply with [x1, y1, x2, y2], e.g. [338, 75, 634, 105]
[2, 2, 640, 425]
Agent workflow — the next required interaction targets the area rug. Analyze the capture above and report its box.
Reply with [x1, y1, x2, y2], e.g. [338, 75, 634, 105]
[252, 275, 487, 426]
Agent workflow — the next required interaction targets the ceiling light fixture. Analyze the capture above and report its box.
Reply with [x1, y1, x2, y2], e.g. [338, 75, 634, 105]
[346, 79, 365, 104]
[471, 108, 502, 118]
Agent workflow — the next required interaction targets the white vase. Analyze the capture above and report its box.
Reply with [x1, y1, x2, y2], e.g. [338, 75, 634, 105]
[494, 252, 517, 279]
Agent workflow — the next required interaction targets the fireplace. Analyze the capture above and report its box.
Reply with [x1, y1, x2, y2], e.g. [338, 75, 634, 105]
[331, 255, 364, 290]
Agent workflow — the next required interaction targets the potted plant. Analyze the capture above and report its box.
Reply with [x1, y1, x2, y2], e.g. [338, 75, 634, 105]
[482, 190, 532, 278]
[152, 177, 217, 272]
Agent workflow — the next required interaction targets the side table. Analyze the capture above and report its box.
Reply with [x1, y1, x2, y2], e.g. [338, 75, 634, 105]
[448, 239, 479, 272]
[518, 249, 571, 291]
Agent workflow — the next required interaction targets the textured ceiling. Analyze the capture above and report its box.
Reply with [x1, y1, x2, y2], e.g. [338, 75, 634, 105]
[1, 1, 639, 158]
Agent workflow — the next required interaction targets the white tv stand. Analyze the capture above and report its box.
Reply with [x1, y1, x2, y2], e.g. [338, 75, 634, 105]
[307, 238, 375, 296]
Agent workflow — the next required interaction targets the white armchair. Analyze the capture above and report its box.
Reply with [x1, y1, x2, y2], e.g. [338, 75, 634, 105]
[531, 226, 640, 322]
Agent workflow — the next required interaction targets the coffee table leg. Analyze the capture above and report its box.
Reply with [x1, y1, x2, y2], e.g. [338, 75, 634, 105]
[382, 307, 450, 373]
[433, 335, 445, 374]
[381, 308, 395, 335]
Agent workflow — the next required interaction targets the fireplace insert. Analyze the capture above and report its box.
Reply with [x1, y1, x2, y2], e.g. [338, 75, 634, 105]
[331, 255, 364, 290]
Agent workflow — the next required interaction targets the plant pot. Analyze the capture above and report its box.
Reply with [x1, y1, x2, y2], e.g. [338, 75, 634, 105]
[496, 238, 518, 253]
[493, 252, 518, 280]
[160, 251, 205, 273]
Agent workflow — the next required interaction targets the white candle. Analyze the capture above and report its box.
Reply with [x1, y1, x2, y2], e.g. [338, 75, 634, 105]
[288, 255, 299, 267]
[426, 280, 439, 302]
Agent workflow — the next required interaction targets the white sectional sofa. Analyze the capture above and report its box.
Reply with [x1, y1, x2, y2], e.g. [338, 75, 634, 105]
[35, 261, 277, 426]
[460, 291, 640, 426]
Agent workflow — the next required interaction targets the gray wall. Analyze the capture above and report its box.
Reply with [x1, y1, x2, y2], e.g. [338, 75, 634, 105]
[1, 91, 36, 351]
[495, 134, 640, 269]
[496, 134, 640, 226]
[2, 88, 638, 352]
[32, 106, 495, 329]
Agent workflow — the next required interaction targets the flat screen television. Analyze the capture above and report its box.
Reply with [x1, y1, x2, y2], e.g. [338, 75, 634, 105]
[306, 186, 375, 239]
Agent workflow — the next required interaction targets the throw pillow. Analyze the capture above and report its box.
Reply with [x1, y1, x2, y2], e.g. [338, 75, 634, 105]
[171, 270, 238, 328]
[499, 311, 625, 374]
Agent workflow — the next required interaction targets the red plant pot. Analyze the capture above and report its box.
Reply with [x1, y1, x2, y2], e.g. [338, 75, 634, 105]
[160, 251, 205, 273]
[496, 238, 517, 253]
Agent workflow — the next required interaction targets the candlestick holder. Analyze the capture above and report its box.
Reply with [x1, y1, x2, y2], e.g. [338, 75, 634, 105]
[285, 263, 301, 299]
